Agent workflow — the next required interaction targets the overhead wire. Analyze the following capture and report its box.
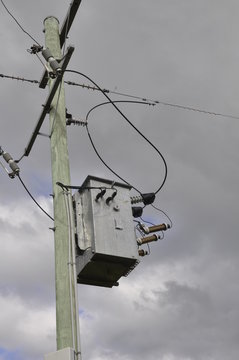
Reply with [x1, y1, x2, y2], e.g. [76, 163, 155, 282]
[1, 72, 239, 121]
[85, 100, 165, 195]
[66, 70, 168, 195]
[151, 204, 173, 228]
[64, 78, 239, 121]
[17, 174, 54, 221]
[0, 0, 41, 46]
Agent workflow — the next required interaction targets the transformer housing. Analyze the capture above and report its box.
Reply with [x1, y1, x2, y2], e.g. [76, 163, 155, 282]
[73, 175, 139, 287]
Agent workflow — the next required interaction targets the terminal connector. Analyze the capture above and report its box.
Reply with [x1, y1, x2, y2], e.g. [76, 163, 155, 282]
[139, 222, 171, 234]
[138, 249, 149, 257]
[0, 147, 20, 178]
[137, 233, 161, 245]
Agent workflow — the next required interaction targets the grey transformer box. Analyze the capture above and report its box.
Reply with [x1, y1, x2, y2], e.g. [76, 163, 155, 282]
[73, 175, 140, 288]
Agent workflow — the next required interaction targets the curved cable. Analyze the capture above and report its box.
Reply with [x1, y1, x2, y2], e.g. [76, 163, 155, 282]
[151, 204, 173, 228]
[17, 174, 54, 221]
[65, 70, 168, 195]
[86, 100, 155, 120]
[86, 122, 140, 193]
[86, 101, 155, 194]
[0, 0, 41, 46]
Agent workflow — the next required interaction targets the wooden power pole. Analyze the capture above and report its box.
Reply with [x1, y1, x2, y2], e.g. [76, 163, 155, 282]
[44, 16, 81, 358]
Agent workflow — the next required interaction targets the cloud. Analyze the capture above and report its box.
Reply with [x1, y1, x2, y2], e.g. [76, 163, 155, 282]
[1, 1, 239, 360]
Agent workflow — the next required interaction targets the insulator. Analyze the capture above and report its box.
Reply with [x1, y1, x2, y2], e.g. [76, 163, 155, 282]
[130, 193, 155, 205]
[138, 249, 148, 257]
[69, 119, 87, 126]
[137, 234, 160, 245]
[106, 190, 117, 205]
[139, 223, 171, 234]
[148, 223, 171, 233]
[95, 189, 106, 201]
[42, 48, 62, 75]
[131, 195, 142, 204]
[2, 151, 20, 176]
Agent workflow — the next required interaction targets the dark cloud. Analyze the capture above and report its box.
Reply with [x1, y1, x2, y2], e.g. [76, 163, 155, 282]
[0, 1, 239, 360]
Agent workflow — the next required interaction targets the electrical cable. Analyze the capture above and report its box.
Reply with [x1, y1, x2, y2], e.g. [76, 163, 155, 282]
[65, 70, 168, 195]
[139, 217, 155, 226]
[1, 72, 239, 121]
[151, 204, 173, 228]
[17, 174, 54, 221]
[0, 0, 41, 46]
[56, 181, 117, 192]
[64, 78, 239, 121]
[62, 187, 81, 358]
[86, 101, 156, 194]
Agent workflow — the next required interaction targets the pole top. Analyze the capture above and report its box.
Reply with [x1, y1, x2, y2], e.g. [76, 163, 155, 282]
[43, 16, 59, 25]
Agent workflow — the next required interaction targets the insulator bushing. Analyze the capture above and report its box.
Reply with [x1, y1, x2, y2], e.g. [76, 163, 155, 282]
[137, 234, 160, 245]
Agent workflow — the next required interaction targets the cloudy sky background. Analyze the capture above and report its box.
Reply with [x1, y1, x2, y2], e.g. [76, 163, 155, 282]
[0, 0, 239, 359]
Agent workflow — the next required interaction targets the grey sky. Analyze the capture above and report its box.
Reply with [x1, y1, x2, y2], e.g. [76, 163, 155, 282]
[0, 1, 239, 360]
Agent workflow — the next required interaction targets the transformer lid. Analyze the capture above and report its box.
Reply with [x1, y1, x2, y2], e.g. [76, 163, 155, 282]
[78, 175, 132, 193]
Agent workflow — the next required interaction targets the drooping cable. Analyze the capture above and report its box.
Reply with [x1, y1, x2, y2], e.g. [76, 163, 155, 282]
[151, 204, 173, 228]
[65, 70, 168, 195]
[17, 174, 54, 221]
[0, 0, 41, 46]
[85, 100, 155, 194]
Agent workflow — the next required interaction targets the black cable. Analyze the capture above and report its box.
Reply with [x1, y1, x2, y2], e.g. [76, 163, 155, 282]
[56, 181, 116, 192]
[86, 101, 155, 194]
[86, 123, 139, 193]
[17, 174, 54, 221]
[86, 100, 155, 119]
[65, 70, 168, 195]
[0, 0, 41, 46]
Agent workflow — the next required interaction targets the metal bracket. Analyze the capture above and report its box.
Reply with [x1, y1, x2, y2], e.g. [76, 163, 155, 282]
[39, 0, 82, 89]
[24, 45, 75, 157]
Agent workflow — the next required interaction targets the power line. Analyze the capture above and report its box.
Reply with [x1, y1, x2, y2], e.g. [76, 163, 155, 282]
[17, 174, 54, 221]
[85, 100, 167, 196]
[71, 81, 239, 120]
[0, 73, 39, 84]
[66, 69, 168, 195]
[1, 72, 239, 121]
[0, 0, 41, 46]
[151, 204, 173, 228]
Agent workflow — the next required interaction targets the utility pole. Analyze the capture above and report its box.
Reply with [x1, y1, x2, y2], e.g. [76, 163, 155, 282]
[44, 16, 81, 358]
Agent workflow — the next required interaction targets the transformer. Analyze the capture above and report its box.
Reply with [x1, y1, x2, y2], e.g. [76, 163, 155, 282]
[73, 175, 139, 287]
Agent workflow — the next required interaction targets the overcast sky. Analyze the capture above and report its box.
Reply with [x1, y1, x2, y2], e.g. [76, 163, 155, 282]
[0, 1, 239, 359]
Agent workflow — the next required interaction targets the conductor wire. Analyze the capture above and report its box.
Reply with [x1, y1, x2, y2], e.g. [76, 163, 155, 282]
[85, 100, 155, 194]
[66, 70, 168, 195]
[17, 174, 54, 221]
[0, 0, 41, 46]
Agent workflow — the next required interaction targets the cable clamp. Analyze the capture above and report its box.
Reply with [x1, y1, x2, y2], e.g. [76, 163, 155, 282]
[28, 44, 43, 54]
[0, 146, 20, 178]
